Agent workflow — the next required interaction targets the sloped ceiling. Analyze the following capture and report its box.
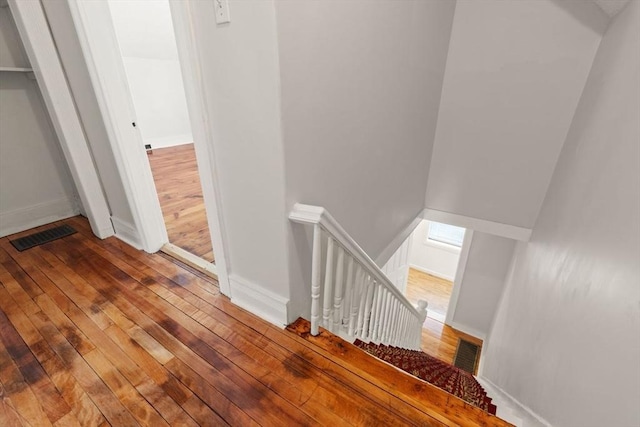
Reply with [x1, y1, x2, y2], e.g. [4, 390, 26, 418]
[425, 0, 610, 229]
[593, 0, 630, 17]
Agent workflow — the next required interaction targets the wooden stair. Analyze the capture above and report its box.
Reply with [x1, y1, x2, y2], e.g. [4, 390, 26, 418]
[287, 318, 513, 427]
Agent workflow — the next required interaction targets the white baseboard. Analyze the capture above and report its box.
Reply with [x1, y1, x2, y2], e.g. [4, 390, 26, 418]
[111, 216, 143, 249]
[446, 319, 486, 341]
[144, 134, 193, 150]
[0, 198, 79, 237]
[478, 376, 552, 427]
[374, 212, 423, 267]
[409, 264, 455, 282]
[229, 274, 289, 328]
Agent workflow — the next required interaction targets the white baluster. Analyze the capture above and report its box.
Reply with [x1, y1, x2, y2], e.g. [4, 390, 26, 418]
[322, 237, 335, 331]
[342, 256, 354, 330]
[348, 265, 363, 336]
[356, 273, 369, 337]
[391, 299, 399, 343]
[333, 246, 345, 331]
[310, 225, 322, 336]
[401, 309, 409, 347]
[390, 308, 402, 347]
[366, 280, 379, 339]
[372, 281, 383, 342]
[361, 277, 375, 340]
[381, 289, 392, 342]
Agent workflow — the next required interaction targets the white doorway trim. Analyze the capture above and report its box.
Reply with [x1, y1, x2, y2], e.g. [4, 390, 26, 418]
[8, 0, 114, 239]
[66, 0, 167, 253]
[65, 0, 230, 295]
[445, 229, 474, 325]
[168, 1, 230, 295]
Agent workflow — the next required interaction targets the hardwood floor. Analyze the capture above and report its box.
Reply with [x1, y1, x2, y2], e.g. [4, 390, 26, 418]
[405, 268, 453, 321]
[0, 217, 503, 426]
[147, 144, 214, 263]
[405, 269, 483, 368]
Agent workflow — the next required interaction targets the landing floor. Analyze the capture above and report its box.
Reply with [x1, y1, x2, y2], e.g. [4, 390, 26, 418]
[405, 269, 483, 368]
[0, 217, 498, 426]
[147, 144, 214, 263]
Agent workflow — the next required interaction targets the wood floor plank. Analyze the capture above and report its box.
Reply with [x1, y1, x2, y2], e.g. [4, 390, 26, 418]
[0, 292, 106, 427]
[62, 231, 446, 426]
[26, 310, 139, 426]
[0, 217, 510, 426]
[52, 241, 316, 427]
[0, 381, 25, 427]
[7, 246, 193, 426]
[147, 144, 215, 263]
[83, 349, 169, 427]
[0, 309, 54, 426]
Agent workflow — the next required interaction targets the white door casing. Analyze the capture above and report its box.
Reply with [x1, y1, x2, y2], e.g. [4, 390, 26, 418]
[66, 0, 229, 294]
[8, 0, 114, 239]
[168, 0, 230, 295]
[66, 0, 167, 253]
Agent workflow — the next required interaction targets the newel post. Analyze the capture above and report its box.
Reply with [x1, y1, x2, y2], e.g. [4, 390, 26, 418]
[416, 299, 428, 324]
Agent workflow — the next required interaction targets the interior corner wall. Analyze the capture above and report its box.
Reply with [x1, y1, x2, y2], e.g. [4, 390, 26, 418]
[448, 231, 515, 338]
[277, 1, 457, 321]
[0, 6, 80, 237]
[41, 0, 135, 228]
[277, 0, 456, 259]
[481, 2, 640, 425]
[187, 0, 290, 324]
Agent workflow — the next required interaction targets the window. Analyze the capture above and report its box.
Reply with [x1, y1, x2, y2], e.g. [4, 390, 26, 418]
[427, 222, 465, 248]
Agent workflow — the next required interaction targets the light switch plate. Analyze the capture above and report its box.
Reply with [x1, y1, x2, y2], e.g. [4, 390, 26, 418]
[214, 0, 231, 24]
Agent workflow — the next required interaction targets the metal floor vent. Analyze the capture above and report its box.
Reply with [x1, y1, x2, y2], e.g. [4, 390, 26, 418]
[453, 338, 480, 374]
[10, 224, 77, 252]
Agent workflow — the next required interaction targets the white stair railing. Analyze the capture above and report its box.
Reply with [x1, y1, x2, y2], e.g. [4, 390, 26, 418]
[289, 204, 428, 350]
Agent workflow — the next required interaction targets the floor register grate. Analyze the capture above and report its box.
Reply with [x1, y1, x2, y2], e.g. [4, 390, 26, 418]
[10, 224, 77, 252]
[453, 338, 481, 374]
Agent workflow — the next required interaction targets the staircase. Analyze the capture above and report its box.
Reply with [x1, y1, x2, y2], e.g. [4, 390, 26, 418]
[355, 340, 497, 415]
[289, 204, 510, 424]
[287, 318, 513, 426]
[289, 204, 428, 348]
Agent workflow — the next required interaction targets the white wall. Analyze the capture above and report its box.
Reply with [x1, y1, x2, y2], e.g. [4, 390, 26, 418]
[278, 0, 456, 260]
[449, 232, 515, 339]
[425, 0, 607, 228]
[409, 220, 460, 281]
[482, 1, 640, 425]
[0, 7, 79, 236]
[187, 0, 290, 325]
[108, 0, 192, 149]
[41, 0, 135, 228]
[278, 1, 457, 321]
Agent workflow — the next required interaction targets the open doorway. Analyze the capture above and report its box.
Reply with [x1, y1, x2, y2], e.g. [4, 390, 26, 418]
[382, 220, 465, 323]
[406, 220, 465, 322]
[107, 0, 214, 264]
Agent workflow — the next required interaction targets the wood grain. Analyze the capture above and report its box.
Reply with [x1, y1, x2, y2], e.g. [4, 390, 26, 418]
[405, 268, 484, 368]
[0, 217, 507, 426]
[147, 144, 215, 263]
[406, 268, 453, 319]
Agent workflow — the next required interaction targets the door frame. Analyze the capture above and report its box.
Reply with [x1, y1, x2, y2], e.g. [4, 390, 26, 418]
[444, 229, 473, 326]
[66, 0, 231, 295]
[8, 0, 114, 239]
